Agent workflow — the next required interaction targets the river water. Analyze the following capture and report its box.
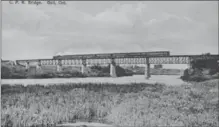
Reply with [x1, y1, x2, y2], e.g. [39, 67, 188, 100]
[1, 75, 188, 86]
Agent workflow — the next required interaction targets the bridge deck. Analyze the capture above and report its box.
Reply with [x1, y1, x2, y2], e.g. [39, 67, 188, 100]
[16, 54, 219, 65]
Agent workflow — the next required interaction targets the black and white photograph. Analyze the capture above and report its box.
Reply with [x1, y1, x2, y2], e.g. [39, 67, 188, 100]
[1, 1, 219, 127]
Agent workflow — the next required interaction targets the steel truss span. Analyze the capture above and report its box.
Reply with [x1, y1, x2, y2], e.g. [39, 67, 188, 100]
[16, 55, 219, 66]
[53, 51, 170, 59]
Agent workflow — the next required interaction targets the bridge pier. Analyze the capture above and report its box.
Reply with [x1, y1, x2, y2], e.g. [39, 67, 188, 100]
[110, 59, 117, 77]
[187, 63, 192, 69]
[145, 63, 151, 79]
[56, 65, 62, 72]
[25, 62, 30, 70]
[36, 60, 41, 70]
[188, 57, 193, 69]
[145, 58, 151, 79]
[180, 69, 184, 76]
[81, 64, 86, 74]
[13, 61, 17, 66]
[56, 60, 62, 72]
[27, 66, 37, 77]
[81, 59, 86, 74]
[36, 65, 41, 70]
[36, 60, 42, 74]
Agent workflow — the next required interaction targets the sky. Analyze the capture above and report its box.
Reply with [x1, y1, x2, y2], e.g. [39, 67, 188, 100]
[2, 1, 218, 62]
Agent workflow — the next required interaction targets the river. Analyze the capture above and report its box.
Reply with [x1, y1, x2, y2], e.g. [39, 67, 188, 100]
[1, 75, 189, 86]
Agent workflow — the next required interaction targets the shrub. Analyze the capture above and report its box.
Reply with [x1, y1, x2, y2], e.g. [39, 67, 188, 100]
[1, 65, 27, 79]
[209, 69, 219, 75]
[1, 66, 13, 79]
[90, 65, 103, 71]
[115, 66, 133, 77]
[181, 69, 189, 81]
[181, 68, 218, 82]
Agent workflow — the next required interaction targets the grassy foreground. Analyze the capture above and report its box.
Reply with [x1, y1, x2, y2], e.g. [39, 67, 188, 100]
[1, 80, 218, 127]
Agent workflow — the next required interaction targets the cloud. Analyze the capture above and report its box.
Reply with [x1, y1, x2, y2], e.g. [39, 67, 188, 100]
[94, 2, 147, 26]
[2, 1, 218, 60]
[2, 3, 50, 31]
[2, 29, 50, 60]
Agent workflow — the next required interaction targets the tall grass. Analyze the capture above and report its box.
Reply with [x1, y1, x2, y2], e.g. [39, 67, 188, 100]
[1, 80, 218, 127]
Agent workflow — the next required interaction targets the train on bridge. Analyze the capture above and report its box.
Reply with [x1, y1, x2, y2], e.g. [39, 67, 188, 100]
[53, 51, 170, 59]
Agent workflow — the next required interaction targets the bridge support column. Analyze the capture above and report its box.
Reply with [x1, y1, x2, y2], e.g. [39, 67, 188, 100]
[187, 63, 192, 69]
[110, 58, 117, 77]
[56, 60, 62, 72]
[13, 61, 17, 66]
[25, 62, 30, 71]
[36, 60, 42, 73]
[187, 62, 194, 75]
[81, 59, 86, 74]
[36, 65, 41, 70]
[145, 57, 151, 79]
[187, 57, 193, 69]
[180, 69, 184, 76]
[56, 65, 62, 72]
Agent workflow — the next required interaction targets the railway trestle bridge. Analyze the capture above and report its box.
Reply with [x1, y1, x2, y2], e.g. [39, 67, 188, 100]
[15, 51, 219, 79]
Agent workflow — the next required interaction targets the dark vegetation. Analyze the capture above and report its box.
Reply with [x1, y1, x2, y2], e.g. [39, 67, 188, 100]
[181, 59, 219, 82]
[1, 79, 218, 127]
[89, 64, 133, 77]
[127, 66, 181, 75]
[1, 65, 27, 79]
[1, 64, 133, 79]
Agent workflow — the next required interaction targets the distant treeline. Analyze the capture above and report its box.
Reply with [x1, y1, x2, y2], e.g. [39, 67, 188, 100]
[1, 64, 133, 79]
